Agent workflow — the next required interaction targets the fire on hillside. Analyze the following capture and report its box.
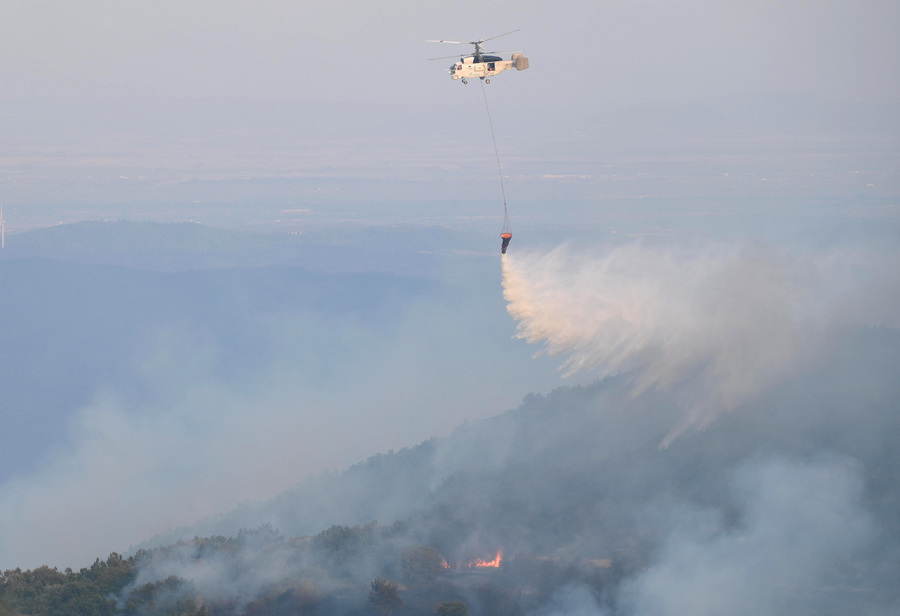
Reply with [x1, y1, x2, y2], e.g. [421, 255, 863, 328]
[471, 550, 502, 568]
[442, 550, 503, 570]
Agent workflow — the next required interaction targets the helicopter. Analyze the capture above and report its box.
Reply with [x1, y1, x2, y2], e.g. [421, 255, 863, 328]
[427, 29, 529, 84]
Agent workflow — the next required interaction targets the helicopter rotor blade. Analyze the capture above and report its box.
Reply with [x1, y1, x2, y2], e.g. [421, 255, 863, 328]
[427, 53, 466, 61]
[474, 29, 521, 45]
[427, 31, 521, 62]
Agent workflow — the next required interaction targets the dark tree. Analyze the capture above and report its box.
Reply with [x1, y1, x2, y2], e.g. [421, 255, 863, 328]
[435, 600, 468, 616]
[476, 583, 523, 616]
[400, 546, 445, 585]
[368, 578, 402, 616]
[123, 575, 206, 616]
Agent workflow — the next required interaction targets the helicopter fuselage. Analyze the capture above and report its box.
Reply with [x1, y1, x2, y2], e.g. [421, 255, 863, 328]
[449, 53, 528, 83]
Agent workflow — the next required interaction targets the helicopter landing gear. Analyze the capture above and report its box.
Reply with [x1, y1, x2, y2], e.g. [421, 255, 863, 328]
[462, 78, 468, 84]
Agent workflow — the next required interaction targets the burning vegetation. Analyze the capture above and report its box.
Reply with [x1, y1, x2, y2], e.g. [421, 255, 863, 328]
[441, 550, 503, 570]
[471, 551, 502, 568]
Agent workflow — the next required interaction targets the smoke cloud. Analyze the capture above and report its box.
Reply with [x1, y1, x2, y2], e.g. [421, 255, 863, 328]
[0, 258, 559, 570]
[501, 242, 897, 443]
[622, 456, 878, 616]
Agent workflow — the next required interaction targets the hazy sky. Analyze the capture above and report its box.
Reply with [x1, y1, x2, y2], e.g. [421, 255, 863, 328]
[2, 0, 899, 106]
[2, 0, 897, 233]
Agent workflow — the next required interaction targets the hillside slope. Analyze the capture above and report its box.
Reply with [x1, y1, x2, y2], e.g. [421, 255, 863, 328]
[141, 324, 900, 614]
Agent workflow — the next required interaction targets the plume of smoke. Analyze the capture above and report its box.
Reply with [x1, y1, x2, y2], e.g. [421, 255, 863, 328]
[122, 531, 297, 612]
[502, 244, 798, 441]
[621, 456, 881, 616]
[540, 584, 606, 616]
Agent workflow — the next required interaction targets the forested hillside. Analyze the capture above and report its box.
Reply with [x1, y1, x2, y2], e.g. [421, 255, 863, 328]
[4, 323, 898, 615]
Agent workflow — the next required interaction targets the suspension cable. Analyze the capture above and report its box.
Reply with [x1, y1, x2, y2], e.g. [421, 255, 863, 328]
[480, 80, 511, 233]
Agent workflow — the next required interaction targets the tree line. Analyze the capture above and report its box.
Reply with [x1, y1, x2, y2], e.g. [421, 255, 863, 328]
[1, 522, 612, 616]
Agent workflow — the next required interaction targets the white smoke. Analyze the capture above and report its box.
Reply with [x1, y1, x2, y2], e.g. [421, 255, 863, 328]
[501, 242, 890, 443]
[622, 456, 878, 616]
[540, 584, 606, 616]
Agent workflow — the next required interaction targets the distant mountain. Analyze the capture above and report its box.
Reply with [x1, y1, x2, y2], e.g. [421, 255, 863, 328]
[0, 220, 490, 275]
[0, 254, 440, 482]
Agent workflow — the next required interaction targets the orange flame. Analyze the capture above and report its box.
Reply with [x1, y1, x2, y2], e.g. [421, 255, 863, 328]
[471, 550, 502, 568]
